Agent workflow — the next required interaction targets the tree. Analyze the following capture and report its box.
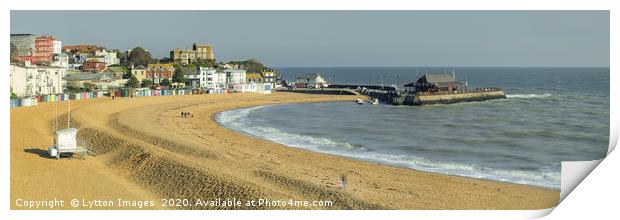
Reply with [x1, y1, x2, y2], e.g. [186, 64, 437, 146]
[122, 71, 132, 79]
[117, 51, 129, 67]
[83, 83, 96, 92]
[172, 68, 185, 84]
[125, 75, 140, 88]
[228, 59, 268, 72]
[141, 79, 153, 88]
[10, 87, 17, 99]
[127, 47, 154, 67]
[159, 78, 172, 87]
[193, 58, 216, 68]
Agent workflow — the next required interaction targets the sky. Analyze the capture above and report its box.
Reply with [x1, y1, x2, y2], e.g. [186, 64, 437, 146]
[10, 11, 609, 67]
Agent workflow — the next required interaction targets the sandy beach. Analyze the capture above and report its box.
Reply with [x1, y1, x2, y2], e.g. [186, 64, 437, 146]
[11, 92, 559, 210]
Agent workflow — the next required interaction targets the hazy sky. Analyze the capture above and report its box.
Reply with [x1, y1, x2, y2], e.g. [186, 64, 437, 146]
[10, 11, 609, 67]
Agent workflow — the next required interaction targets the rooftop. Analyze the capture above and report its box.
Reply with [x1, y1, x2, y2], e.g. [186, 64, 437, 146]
[424, 74, 456, 83]
[297, 73, 322, 79]
[10, 33, 35, 37]
[55, 128, 78, 135]
[65, 73, 112, 81]
[104, 66, 127, 74]
[246, 73, 263, 79]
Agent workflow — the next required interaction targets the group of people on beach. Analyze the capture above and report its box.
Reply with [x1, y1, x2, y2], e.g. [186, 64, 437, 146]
[181, 112, 194, 118]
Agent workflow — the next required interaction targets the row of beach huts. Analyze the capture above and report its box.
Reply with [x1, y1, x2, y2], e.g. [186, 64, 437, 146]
[10, 91, 104, 108]
[110, 88, 229, 98]
[9, 88, 233, 109]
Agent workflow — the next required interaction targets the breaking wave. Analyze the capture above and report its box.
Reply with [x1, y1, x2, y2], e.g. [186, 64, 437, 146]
[506, 93, 553, 99]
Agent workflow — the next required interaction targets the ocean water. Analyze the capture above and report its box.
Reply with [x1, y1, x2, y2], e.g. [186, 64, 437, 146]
[216, 67, 609, 189]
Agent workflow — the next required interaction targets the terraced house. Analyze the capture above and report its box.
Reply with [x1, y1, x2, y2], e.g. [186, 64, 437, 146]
[146, 63, 175, 84]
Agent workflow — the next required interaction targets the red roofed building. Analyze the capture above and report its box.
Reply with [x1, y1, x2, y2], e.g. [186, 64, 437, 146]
[62, 44, 102, 55]
[82, 60, 107, 72]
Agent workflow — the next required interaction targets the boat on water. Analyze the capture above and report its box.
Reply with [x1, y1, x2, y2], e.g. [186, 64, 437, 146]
[356, 98, 365, 105]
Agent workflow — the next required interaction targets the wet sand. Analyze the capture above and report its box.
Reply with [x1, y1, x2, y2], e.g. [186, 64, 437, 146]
[11, 92, 559, 209]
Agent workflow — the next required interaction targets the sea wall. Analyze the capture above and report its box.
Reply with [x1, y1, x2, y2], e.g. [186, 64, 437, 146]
[276, 88, 359, 95]
[413, 91, 506, 105]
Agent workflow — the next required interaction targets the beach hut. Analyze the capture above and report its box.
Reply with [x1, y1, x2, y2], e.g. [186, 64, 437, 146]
[10, 99, 19, 108]
[20, 97, 38, 107]
[71, 93, 81, 100]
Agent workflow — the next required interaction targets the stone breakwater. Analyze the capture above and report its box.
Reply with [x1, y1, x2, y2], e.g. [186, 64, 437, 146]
[413, 90, 507, 105]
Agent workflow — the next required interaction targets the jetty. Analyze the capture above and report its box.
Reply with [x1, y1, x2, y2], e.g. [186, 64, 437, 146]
[361, 73, 506, 105]
[277, 73, 506, 105]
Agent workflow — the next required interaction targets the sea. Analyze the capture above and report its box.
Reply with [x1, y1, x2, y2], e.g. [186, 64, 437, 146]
[216, 67, 610, 189]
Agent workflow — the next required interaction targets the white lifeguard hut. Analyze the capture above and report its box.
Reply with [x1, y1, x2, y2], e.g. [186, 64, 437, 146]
[47, 100, 88, 159]
[48, 128, 88, 159]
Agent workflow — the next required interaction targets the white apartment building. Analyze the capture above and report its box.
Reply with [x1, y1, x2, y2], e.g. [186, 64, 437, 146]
[52, 40, 62, 54]
[202, 67, 227, 90]
[225, 69, 246, 85]
[222, 69, 246, 92]
[10, 63, 65, 97]
[95, 49, 120, 66]
[186, 67, 206, 89]
[51, 53, 69, 69]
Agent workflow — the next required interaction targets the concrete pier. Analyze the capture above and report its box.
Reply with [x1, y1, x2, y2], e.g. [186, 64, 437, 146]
[412, 90, 506, 105]
[276, 87, 360, 96]
[361, 88, 506, 105]
[276, 86, 506, 106]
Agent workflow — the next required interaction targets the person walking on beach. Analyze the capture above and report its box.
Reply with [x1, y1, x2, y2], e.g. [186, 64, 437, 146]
[338, 174, 347, 189]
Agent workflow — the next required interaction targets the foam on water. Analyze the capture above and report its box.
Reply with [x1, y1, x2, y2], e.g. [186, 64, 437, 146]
[506, 93, 553, 99]
[216, 106, 561, 189]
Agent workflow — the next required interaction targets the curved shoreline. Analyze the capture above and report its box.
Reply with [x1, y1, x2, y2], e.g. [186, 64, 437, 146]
[12, 92, 560, 209]
[213, 102, 560, 190]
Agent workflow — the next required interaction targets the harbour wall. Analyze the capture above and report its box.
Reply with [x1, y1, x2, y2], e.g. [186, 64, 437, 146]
[276, 88, 360, 96]
[412, 91, 506, 105]
[276, 86, 506, 106]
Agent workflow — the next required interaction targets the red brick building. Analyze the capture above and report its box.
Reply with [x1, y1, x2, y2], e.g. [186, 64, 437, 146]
[33, 35, 54, 65]
[10, 34, 57, 65]
[146, 63, 175, 84]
